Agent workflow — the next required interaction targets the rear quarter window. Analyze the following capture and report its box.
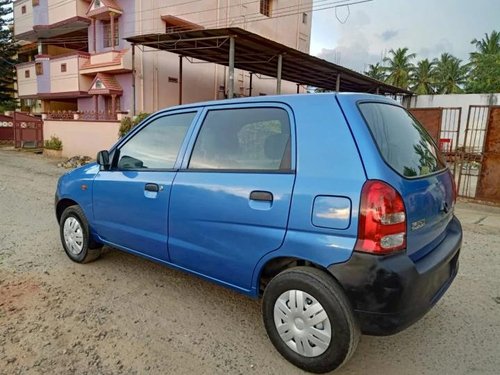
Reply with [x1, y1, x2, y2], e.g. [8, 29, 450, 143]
[359, 102, 445, 178]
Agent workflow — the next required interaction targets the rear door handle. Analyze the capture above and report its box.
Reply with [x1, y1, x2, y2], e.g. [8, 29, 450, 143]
[145, 183, 159, 192]
[250, 191, 273, 202]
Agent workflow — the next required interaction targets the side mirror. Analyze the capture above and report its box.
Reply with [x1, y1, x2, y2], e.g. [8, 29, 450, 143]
[96, 150, 110, 171]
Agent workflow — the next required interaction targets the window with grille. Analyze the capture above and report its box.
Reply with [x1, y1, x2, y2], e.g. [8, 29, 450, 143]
[21, 5, 27, 14]
[35, 62, 43, 75]
[61, 63, 67, 73]
[103, 21, 119, 48]
[25, 70, 30, 78]
[260, 0, 271, 17]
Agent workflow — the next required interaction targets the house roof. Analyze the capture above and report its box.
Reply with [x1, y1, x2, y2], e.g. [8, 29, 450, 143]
[86, 0, 123, 18]
[126, 27, 412, 96]
[88, 73, 123, 95]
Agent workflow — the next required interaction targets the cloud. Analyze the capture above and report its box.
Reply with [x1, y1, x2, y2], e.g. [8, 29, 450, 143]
[380, 29, 399, 41]
[317, 43, 382, 73]
[418, 39, 455, 60]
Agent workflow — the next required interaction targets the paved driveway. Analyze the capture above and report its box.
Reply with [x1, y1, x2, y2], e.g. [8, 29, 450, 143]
[0, 148, 499, 375]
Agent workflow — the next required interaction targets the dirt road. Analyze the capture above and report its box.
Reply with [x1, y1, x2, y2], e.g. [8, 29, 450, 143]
[1, 148, 499, 375]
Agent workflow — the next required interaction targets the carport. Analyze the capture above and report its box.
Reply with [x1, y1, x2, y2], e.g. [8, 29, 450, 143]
[125, 27, 411, 110]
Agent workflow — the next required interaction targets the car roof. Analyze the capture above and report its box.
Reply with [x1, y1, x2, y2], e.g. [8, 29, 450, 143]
[156, 93, 398, 113]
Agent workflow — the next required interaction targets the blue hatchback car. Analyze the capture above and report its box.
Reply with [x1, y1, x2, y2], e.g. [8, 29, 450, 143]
[55, 93, 461, 373]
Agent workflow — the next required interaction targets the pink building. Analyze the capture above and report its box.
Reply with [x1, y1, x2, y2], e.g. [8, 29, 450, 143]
[14, 0, 313, 118]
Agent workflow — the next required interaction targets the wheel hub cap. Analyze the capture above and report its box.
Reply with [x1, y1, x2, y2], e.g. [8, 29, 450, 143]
[63, 217, 84, 255]
[273, 289, 332, 357]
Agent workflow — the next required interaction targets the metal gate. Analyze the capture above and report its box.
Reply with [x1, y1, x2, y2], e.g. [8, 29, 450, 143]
[0, 114, 14, 143]
[456, 105, 490, 199]
[13, 112, 43, 148]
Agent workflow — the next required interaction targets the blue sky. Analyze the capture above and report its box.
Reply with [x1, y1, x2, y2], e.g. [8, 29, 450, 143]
[310, 0, 500, 72]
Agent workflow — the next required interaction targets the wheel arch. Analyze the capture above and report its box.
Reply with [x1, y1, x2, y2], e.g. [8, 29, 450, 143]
[256, 256, 340, 297]
[56, 198, 79, 222]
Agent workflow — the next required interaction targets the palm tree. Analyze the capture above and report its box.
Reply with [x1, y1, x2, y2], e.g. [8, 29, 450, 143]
[470, 30, 500, 59]
[383, 48, 416, 89]
[364, 63, 386, 81]
[434, 53, 469, 94]
[411, 59, 436, 94]
[467, 30, 500, 93]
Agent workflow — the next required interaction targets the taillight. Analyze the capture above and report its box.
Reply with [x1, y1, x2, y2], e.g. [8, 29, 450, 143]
[355, 180, 406, 255]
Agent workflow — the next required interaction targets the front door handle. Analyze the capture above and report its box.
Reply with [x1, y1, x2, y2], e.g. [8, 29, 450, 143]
[249, 190, 273, 202]
[145, 183, 159, 192]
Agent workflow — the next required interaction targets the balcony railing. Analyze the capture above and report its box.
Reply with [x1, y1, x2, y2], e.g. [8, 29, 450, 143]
[45, 111, 120, 122]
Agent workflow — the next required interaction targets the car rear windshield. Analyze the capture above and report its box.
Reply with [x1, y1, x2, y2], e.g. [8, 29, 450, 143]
[359, 102, 446, 178]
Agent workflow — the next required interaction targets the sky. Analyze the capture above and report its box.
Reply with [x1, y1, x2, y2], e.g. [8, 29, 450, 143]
[310, 0, 500, 73]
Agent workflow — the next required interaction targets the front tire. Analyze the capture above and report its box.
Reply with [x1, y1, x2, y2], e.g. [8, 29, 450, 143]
[262, 267, 360, 373]
[59, 205, 102, 263]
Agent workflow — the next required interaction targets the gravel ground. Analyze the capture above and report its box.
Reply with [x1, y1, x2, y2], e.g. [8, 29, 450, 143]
[0, 148, 499, 375]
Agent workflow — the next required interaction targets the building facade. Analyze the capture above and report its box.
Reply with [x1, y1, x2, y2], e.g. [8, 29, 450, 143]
[14, 0, 313, 117]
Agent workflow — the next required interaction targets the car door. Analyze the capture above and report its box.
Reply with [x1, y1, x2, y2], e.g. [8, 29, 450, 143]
[92, 110, 198, 261]
[168, 104, 296, 290]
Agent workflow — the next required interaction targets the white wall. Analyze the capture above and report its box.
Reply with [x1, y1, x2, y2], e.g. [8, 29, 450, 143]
[44, 120, 120, 158]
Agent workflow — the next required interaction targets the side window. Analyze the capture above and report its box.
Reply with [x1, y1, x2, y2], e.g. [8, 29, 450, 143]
[189, 107, 291, 171]
[116, 112, 195, 170]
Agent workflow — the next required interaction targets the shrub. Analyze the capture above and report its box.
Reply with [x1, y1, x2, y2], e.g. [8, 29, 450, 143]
[44, 135, 63, 150]
[119, 112, 150, 137]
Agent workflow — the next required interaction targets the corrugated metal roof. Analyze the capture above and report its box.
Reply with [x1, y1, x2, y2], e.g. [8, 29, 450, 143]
[126, 27, 411, 96]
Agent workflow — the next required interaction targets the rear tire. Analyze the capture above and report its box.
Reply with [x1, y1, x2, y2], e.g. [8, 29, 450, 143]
[59, 205, 102, 263]
[262, 267, 360, 373]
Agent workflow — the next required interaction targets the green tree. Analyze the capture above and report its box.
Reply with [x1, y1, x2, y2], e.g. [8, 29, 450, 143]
[434, 53, 468, 94]
[0, 0, 18, 111]
[364, 62, 386, 81]
[383, 48, 416, 89]
[411, 59, 436, 94]
[471, 30, 500, 56]
[467, 30, 500, 93]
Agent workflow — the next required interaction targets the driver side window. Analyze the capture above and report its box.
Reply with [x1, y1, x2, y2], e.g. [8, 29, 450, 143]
[116, 112, 196, 170]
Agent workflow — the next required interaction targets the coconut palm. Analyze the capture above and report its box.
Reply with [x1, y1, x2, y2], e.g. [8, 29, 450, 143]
[383, 48, 416, 89]
[467, 30, 500, 93]
[434, 53, 468, 94]
[411, 59, 436, 94]
[470, 30, 500, 59]
[364, 63, 386, 81]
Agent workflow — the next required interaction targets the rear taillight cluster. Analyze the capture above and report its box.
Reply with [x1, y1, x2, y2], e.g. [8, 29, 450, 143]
[355, 180, 406, 255]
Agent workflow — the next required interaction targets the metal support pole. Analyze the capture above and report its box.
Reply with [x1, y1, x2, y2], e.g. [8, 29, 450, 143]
[376, 86, 380, 95]
[296, 83, 300, 94]
[132, 44, 136, 116]
[276, 54, 283, 94]
[336, 73, 341, 92]
[248, 72, 253, 97]
[228, 36, 235, 99]
[179, 55, 183, 105]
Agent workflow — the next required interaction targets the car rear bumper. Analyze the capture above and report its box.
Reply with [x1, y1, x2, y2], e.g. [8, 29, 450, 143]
[328, 215, 462, 335]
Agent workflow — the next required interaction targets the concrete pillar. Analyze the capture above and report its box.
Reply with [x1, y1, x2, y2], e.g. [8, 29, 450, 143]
[110, 13, 115, 50]
[91, 19, 96, 53]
